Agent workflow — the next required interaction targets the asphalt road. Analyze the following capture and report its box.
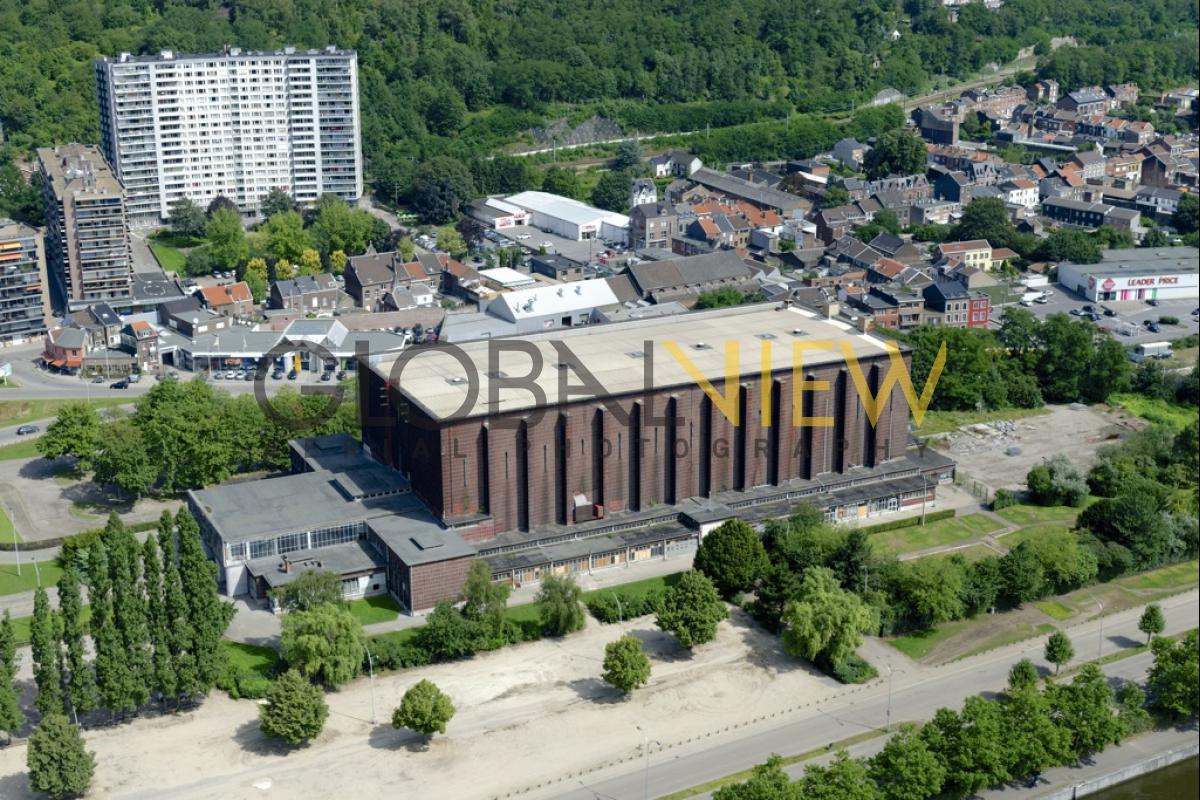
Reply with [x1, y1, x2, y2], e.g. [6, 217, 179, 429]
[547, 591, 1200, 800]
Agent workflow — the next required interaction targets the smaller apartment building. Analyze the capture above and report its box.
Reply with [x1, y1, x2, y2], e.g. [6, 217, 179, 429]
[0, 219, 50, 343]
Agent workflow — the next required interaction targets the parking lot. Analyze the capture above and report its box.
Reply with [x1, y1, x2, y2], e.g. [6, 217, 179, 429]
[992, 282, 1199, 345]
[490, 224, 618, 265]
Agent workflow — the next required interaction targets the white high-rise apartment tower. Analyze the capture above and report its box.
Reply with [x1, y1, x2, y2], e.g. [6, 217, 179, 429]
[95, 45, 362, 225]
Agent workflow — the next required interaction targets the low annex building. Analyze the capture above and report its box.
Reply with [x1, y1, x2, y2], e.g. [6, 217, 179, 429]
[1057, 247, 1199, 302]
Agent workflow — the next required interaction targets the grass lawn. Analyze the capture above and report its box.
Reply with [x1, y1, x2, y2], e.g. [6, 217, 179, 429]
[959, 622, 1056, 660]
[0, 397, 129, 429]
[220, 640, 278, 678]
[889, 620, 969, 660]
[0, 438, 42, 461]
[148, 240, 187, 272]
[503, 602, 542, 626]
[0, 505, 20, 543]
[999, 523, 1072, 548]
[347, 594, 402, 626]
[1109, 393, 1195, 430]
[0, 559, 65, 596]
[367, 626, 422, 649]
[580, 572, 683, 604]
[1036, 600, 1076, 621]
[873, 513, 1003, 555]
[994, 502, 1087, 527]
[1116, 559, 1199, 592]
[149, 231, 204, 248]
[931, 544, 998, 562]
[0, 378, 18, 389]
[915, 407, 1049, 436]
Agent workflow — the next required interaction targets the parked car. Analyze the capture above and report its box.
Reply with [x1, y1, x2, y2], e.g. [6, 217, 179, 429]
[110, 379, 128, 389]
[1069, 308, 1085, 316]
[1147, 322, 1161, 333]
[1147, 298, 1159, 307]
[1103, 307, 1116, 317]
[335, 370, 347, 381]
[516, 233, 531, 240]
[16, 425, 39, 436]
[1034, 295, 1049, 304]
[92, 374, 105, 383]
[271, 369, 284, 380]
[1081, 304, 1094, 313]
[320, 371, 332, 382]
[539, 241, 553, 249]
[287, 370, 298, 380]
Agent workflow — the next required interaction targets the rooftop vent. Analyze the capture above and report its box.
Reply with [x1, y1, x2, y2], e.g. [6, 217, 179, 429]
[486, 370, 509, 379]
[790, 328, 809, 336]
[627, 350, 645, 359]
[755, 333, 777, 340]
[692, 342, 712, 350]
[445, 376, 469, 385]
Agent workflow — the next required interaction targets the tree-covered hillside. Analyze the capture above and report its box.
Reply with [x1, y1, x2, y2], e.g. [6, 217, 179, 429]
[1, 0, 1197, 211]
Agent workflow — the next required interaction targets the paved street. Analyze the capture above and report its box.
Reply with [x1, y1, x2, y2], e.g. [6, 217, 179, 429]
[544, 590, 1200, 800]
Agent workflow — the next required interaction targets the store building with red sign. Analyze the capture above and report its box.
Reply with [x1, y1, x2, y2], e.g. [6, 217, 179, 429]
[1057, 247, 1199, 302]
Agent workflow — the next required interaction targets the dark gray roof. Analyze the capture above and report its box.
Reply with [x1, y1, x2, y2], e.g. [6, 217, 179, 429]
[274, 273, 337, 296]
[347, 252, 396, 285]
[689, 168, 805, 212]
[245, 540, 385, 588]
[367, 516, 475, 566]
[626, 251, 753, 294]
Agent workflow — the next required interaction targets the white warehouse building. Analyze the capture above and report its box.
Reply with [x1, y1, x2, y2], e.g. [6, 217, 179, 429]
[502, 191, 630, 244]
[95, 45, 362, 225]
[1057, 247, 1199, 303]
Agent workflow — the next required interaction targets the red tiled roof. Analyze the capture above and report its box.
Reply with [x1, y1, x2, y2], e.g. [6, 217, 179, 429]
[871, 257, 905, 278]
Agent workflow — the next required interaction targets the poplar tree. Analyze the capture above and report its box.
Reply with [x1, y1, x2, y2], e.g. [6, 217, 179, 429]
[56, 567, 97, 720]
[142, 536, 177, 703]
[0, 611, 24, 734]
[176, 509, 230, 690]
[30, 587, 64, 716]
[87, 538, 131, 717]
[103, 515, 152, 710]
[158, 513, 200, 702]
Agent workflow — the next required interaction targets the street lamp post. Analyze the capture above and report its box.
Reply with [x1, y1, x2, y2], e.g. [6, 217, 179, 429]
[363, 640, 377, 725]
[1089, 592, 1103, 660]
[635, 725, 660, 800]
[885, 664, 894, 732]
[5, 502, 18, 577]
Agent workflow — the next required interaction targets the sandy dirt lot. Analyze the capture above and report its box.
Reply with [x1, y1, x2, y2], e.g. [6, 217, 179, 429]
[0, 610, 839, 800]
[936, 404, 1140, 491]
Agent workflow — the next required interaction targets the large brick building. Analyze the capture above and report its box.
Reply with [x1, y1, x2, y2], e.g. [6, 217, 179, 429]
[361, 305, 923, 540]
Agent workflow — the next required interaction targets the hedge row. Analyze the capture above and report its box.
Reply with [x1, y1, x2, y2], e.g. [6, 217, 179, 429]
[857, 508, 955, 536]
[0, 519, 160, 555]
[585, 589, 664, 623]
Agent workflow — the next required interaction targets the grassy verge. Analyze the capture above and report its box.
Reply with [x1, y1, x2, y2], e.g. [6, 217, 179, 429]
[1117, 560, 1199, 591]
[999, 522, 1073, 548]
[890, 621, 969, 660]
[994, 502, 1087, 527]
[0, 506, 20, 543]
[1036, 600, 1075, 621]
[0, 559, 65, 596]
[0, 438, 42, 461]
[658, 728, 891, 800]
[220, 640, 278, 679]
[367, 626, 421, 649]
[873, 513, 1002, 555]
[914, 407, 1049, 436]
[347, 594, 402, 626]
[959, 622, 1057, 660]
[8, 606, 92, 646]
[1108, 393, 1195, 430]
[581, 572, 683, 605]
[0, 398, 129, 429]
[148, 241, 187, 272]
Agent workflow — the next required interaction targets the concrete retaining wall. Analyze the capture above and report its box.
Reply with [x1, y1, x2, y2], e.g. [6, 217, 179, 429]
[1039, 741, 1199, 799]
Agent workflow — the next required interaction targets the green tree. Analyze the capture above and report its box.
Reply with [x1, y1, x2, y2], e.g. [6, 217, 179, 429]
[920, 698, 1009, 796]
[1036, 313, 1094, 402]
[261, 210, 314, 266]
[612, 139, 642, 171]
[1081, 336, 1133, 403]
[31, 586, 64, 717]
[1138, 603, 1165, 644]
[1140, 227, 1172, 248]
[176, 508, 232, 690]
[821, 186, 850, 208]
[1044, 630, 1074, 674]
[330, 249, 348, 275]
[800, 751, 882, 800]
[280, 603, 364, 688]
[460, 560, 511, 646]
[435, 224, 468, 258]
[591, 171, 631, 212]
[863, 129, 926, 180]
[895, 557, 964, 627]
[142, 536, 176, 703]
[1008, 657, 1039, 690]
[207, 196, 238, 217]
[168, 198, 207, 239]
[397, 235, 416, 262]
[694, 286, 751, 310]
[56, 567, 97, 719]
[293, 248, 324, 277]
[411, 157, 476, 224]
[1171, 192, 1198, 235]
[1115, 681, 1152, 734]
[1000, 541, 1045, 605]
[713, 754, 801, 800]
[243, 256, 269, 303]
[394, 679, 456, 738]
[426, 89, 467, 136]
[259, 188, 296, 218]
[1033, 228, 1101, 263]
[36, 402, 101, 468]
[1147, 629, 1199, 719]
[311, 195, 377, 256]
[694, 519, 769, 598]
[540, 166, 581, 198]
[1046, 664, 1124, 757]
[270, 571, 345, 613]
[951, 197, 1017, 251]
[416, 601, 481, 661]
[1001, 684, 1073, 779]
[158, 513, 200, 702]
[537, 575, 586, 637]
[259, 669, 329, 746]
[91, 419, 156, 499]
[868, 724, 946, 800]
[656, 570, 729, 649]
[602, 635, 652, 694]
[104, 515, 152, 712]
[86, 535, 130, 716]
[781, 567, 875, 667]
[0, 611, 24, 735]
[26, 713, 95, 800]
[206, 207, 249, 270]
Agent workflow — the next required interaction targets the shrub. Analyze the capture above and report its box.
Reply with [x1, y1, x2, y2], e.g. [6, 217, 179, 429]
[367, 637, 433, 672]
[992, 489, 1019, 510]
[858, 509, 955, 535]
[831, 654, 878, 684]
[585, 589, 663, 623]
[1158, 315, 1179, 325]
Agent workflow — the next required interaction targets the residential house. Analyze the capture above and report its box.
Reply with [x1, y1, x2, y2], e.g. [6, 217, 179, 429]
[934, 171, 972, 203]
[867, 232, 926, 265]
[1041, 197, 1142, 236]
[158, 296, 231, 338]
[1106, 153, 1144, 182]
[829, 237, 884, 271]
[922, 279, 990, 329]
[269, 273, 339, 312]
[908, 199, 960, 226]
[934, 240, 993, 271]
[871, 88, 905, 107]
[630, 179, 657, 209]
[42, 326, 87, 373]
[630, 202, 679, 249]
[1106, 83, 1139, 109]
[913, 107, 959, 145]
[345, 251, 399, 310]
[65, 302, 123, 350]
[999, 178, 1039, 208]
[688, 168, 808, 214]
[870, 286, 924, 330]
[1059, 87, 1109, 116]
[1069, 150, 1106, 181]
[1026, 79, 1060, 105]
[198, 281, 254, 317]
[832, 138, 869, 171]
[441, 259, 482, 300]
[812, 204, 868, 245]
[866, 257, 906, 284]
[649, 151, 702, 178]
[120, 320, 159, 372]
[1134, 186, 1184, 220]
[623, 251, 755, 305]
